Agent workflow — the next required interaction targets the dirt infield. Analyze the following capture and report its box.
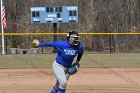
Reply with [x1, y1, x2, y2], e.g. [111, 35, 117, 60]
[0, 68, 140, 93]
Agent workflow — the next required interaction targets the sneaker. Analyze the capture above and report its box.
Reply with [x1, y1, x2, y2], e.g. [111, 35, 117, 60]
[58, 88, 65, 93]
[50, 86, 58, 93]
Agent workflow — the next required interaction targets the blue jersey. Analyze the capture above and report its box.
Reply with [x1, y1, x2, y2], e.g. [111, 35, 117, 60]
[39, 40, 84, 67]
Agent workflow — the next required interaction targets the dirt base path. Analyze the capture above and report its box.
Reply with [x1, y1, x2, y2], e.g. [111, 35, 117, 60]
[0, 68, 140, 93]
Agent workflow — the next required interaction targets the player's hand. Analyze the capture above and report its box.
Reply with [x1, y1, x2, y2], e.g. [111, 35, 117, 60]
[33, 39, 40, 46]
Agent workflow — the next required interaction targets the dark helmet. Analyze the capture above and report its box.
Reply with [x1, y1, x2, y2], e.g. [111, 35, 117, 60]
[67, 29, 80, 46]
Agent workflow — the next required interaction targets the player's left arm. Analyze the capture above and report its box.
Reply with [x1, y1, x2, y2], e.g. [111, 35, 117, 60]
[76, 43, 84, 63]
[67, 44, 84, 75]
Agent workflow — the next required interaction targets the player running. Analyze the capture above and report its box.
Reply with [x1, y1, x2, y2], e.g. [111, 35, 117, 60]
[33, 29, 84, 93]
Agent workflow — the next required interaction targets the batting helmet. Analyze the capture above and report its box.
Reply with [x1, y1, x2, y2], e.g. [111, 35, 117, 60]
[67, 29, 80, 46]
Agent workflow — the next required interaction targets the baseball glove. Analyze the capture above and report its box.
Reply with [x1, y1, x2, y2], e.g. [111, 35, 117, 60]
[66, 62, 80, 75]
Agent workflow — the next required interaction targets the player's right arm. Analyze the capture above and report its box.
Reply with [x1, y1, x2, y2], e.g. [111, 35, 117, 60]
[33, 39, 58, 47]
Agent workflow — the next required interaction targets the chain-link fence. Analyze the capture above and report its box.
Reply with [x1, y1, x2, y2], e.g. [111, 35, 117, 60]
[0, 33, 140, 54]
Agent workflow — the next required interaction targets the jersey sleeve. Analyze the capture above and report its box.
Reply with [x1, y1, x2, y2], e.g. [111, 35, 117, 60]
[76, 43, 84, 62]
[78, 43, 84, 54]
[38, 41, 57, 47]
[38, 40, 62, 48]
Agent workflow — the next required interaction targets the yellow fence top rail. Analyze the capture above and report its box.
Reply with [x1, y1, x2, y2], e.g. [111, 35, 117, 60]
[0, 32, 140, 36]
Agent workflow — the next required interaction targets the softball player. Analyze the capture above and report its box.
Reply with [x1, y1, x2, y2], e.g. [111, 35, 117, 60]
[33, 30, 84, 93]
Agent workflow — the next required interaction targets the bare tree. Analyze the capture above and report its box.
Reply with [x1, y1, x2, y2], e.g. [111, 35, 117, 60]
[2, 0, 140, 53]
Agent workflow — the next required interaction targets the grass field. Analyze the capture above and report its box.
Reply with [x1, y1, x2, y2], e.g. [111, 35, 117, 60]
[0, 53, 140, 69]
[0, 53, 140, 93]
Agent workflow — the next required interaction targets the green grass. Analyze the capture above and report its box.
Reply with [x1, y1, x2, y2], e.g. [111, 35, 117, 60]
[0, 53, 140, 69]
[0, 54, 55, 69]
[81, 53, 140, 68]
